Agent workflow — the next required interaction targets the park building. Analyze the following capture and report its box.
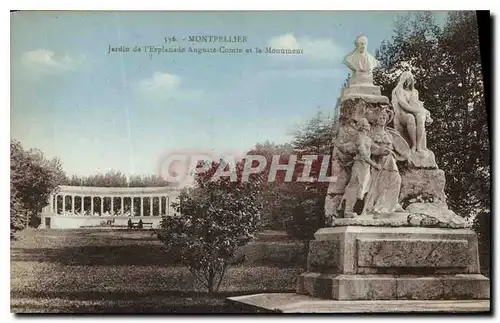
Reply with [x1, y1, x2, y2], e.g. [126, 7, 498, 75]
[39, 185, 180, 229]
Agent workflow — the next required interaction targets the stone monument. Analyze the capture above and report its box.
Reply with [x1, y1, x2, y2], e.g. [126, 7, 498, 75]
[228, 36, 489, 312]
[298, 35, 489, 301]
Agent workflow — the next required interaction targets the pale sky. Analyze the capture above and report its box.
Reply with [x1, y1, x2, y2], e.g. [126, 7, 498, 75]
[11, 11, 448, 177]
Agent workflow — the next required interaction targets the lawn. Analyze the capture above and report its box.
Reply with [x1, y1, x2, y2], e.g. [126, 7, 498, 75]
[11, 229, 303, 313]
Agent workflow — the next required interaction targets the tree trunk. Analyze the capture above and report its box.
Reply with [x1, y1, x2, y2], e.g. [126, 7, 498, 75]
[302, 240, 310, 270]
[207, 271, 215, 294]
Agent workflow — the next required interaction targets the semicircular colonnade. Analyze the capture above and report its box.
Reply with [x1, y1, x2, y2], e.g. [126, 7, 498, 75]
[41, 185, 181, 229]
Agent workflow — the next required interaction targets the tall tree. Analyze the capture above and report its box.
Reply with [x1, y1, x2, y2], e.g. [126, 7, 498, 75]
[65, 171, 170, 188]
[436, 12, 490, 218]
[65, 171, 128, 187]
[292, 110, 337, 154]
[247, 141, 294, 231]
[10, 140, 65, 233]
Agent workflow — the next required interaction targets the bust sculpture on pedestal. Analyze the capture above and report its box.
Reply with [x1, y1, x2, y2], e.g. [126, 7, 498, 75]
[343, 35, 380, 87]
[340, 35, 384, 99]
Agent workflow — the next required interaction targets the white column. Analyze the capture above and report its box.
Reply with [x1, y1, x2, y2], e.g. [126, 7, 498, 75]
[71, 195, 75, 214]
[131, 197, 134, 216]
[100, 196, 104, 216]
[140, 197, 144, 216]
[111, 197, 114, 216]
[91, 197, 94, 216]
[159, 196, 162, 216]
[62, 195, 66, 216]
[150, 197, 153, 216]
[81, 196, 84, 215]
[167, 196, 170, 216]
[121, 197, 124, 216]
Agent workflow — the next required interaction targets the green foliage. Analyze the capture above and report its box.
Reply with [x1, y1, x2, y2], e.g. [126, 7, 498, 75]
[281, 183, 326, 240]
[288, 111, 332, 238]
[157, 161, 263, 292]
[129, 174, 169, 187]
[292, 110, 337, 155]
[248, 112, 334, 239]
[65, 171, 128, 187]
[65, 171, 169, 188]
[247, 142, 294, 231]
[10, 140, 65, 233]
[10, 193, 26, 238]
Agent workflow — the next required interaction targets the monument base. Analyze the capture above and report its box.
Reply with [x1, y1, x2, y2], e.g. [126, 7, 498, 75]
[296, 273, 489, 300]
[227, 293, 490, 313]
[296, 226, 489, 301]
[342, 84, 381, 96]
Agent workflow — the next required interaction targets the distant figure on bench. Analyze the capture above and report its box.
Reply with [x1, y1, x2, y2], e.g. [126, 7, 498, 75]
[127, 218, 133, 229]
[138, 219, 143, 229]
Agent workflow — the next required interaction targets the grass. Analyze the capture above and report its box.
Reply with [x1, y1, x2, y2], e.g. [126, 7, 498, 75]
[11, 229, 303, 313]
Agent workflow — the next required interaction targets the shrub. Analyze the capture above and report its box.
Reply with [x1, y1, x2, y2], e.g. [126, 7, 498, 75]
[157, 161, 263, 293]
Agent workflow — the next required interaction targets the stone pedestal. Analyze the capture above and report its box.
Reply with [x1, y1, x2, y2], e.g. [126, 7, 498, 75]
[296, 226, 489, 300]
[400, 168, 447, 205]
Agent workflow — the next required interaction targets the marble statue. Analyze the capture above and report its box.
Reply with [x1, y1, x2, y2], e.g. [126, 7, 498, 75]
[362, 110, 408, 215]
[343, 35, 380, 87]
[392, 71, 433, 152]
[326, 39, 449, 224]
[339, 118, 381, 218]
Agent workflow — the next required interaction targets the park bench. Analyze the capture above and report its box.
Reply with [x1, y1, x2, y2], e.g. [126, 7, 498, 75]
[129, 221, 153, 229]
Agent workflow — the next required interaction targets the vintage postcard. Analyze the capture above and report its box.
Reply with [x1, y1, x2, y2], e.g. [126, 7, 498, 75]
[10, 10, 491, 313]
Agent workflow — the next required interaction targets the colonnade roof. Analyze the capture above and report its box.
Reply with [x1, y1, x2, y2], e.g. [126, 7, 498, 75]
[57, 185, 180, 196]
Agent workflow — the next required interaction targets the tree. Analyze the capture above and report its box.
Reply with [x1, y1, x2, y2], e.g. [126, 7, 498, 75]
[129, 174, 169, 187]
[292, 110, 337, 155]
[10, 140, 65, 233]
[65, 171, 128, 187]
[473, 211, 490, 276]
[286, 111, 335, 238]
[246, 111, 336, 239]
[65, 171, 170, 188]
[157, 160, 263, 293]
[435, 12, 490, 218]
[246, 141, 294, 231]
